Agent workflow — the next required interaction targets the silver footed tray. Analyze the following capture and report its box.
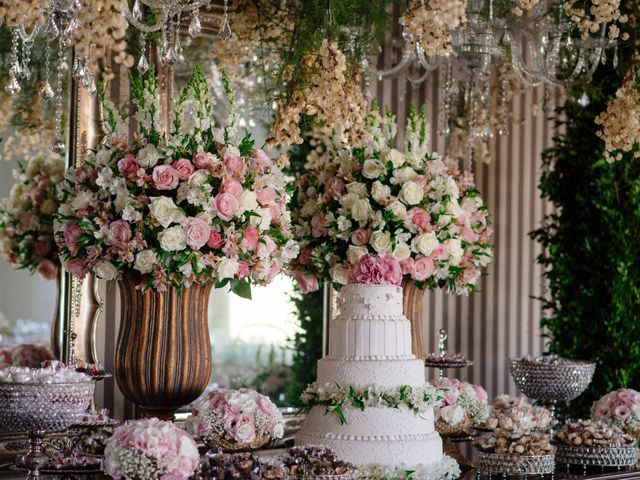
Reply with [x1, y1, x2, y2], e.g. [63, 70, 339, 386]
[476, 452, 555, 476]
[555, 444, 638, 467]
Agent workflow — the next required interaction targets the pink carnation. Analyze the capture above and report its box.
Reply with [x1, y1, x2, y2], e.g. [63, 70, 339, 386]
[347, 253, 403, 286]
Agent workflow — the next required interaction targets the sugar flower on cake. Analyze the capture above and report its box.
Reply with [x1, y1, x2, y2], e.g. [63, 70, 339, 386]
[591, 388, 640, 437]
[290, 103, 492, 295]
[185, 388, 284, 447]
[105, 418, 199, 480]
[55, 68, 296, 295]
[433, 378, 490, 428]
[0, 155, 65, 280]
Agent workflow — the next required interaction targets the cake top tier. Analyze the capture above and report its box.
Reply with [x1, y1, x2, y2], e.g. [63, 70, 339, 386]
[336, 284, 404, 318]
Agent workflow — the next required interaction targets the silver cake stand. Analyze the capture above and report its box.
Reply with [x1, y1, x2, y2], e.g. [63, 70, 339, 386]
[0, 380, 96, 479]
[475, 452, 555, 479]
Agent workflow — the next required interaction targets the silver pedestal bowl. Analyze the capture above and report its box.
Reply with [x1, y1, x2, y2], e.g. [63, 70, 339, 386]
[510, 356, 595, 420]
[0, 380, 96, 479]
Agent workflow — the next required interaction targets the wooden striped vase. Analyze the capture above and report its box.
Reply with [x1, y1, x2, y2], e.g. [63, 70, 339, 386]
[115, 274, 213, 420]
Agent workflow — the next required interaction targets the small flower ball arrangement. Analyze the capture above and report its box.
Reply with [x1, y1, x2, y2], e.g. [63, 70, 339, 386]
[185, 388, 285, 451]
[55, 67, 296, 295]
[591, 388, 640, 439]
[104, 418, 199, 480]
[0, 155, 65, 280]
[433, 378, 490, 434]
[290, 103, 492, 295]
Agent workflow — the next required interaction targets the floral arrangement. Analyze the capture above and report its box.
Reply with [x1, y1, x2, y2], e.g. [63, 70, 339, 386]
[55, 68, 296, 294]
[0, 344, 55, 369]
[483, 395, 555, 433]
[358, 456, 460, 480]
[104, 418, 199, 480]
[591, 388, 640, 436]
[290, 104, 492, 295]
[0, 155, 65, 280]
[300, 382, 439, 425]
[432, 378, 490, 428]
[347, 253, 402, 286]
[185, 388, 285, 447]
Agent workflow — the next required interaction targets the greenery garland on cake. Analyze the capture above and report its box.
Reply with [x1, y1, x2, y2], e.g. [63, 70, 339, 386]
[300, 382, 440, 425]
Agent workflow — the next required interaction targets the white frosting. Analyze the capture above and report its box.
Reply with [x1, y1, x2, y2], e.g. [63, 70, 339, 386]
[317, 358, 426, 388]
[298, 284, 444, 469]
[329, 285, 412, 359]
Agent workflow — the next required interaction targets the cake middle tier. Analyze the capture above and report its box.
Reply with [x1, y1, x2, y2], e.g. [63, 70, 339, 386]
[327, 314, 414, 359]
[317, 358, 426, 388]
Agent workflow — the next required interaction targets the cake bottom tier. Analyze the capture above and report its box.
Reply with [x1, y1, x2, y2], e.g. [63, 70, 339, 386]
[296, 406, 443, 468]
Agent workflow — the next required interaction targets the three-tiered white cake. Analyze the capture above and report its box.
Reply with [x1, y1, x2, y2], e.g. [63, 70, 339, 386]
[296, 283, 445, 469]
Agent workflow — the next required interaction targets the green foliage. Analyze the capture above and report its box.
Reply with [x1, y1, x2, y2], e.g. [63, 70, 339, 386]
[531, 29, 640, 415]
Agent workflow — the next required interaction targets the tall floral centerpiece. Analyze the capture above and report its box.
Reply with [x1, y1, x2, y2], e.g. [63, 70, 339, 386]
[290, 104, 492, 356]
[55, 68, 296, 418]
[0, 155, 65, 357]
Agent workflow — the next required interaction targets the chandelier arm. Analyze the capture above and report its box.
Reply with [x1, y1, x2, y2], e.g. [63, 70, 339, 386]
[407, 69, 431, 85]
[509, 29, 546, 87]
[122, 3, 168, 33]
[374, 48, 416, 80]
[16, 25, 41, 43]
[415, 45, 441, 71]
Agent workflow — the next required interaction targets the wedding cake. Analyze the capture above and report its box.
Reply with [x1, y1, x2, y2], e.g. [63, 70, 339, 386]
[297, 255, 451, 474]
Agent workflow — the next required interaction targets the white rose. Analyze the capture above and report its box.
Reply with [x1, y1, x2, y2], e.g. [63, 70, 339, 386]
[371, 181, 391, 204]
[239, 191, 258, 212]
[370, 231, 392, 253]
[216, 258, 239, 279]
[347, 245, 368, 264]
[330, 264, 349, 285]
[134, 250, 158, 274]
[362, 160, 384, 179]
[188, 170, 209, 187]
[393, 242, 411, 262]
[440, 405, 465, 426]
[346, 182, 369, 198]
[382, 148, 405, 168]
[413, 232, 439, 255]
[446, 176, 460, 197]
[386, 201, 407, 221]
[159, 226, 187, 252]
[400, 181, 424, 205]
[58, 203, 73, 217]
[137, 145, 160, 168]
[339, 193, 359, 211]
[94, 261, 117, 281]
[448, 238, 464, 265]
[393, 166, 417, 184]
[149, 196, 184, 228]
[351, 199, 372, 223]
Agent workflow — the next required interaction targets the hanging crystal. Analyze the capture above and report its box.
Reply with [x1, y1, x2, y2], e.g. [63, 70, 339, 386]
[218, 0, 232, 39]
[577, 91, 590, 107]
[86, 74, 97, 97]
[188, 13, 202, 38]
[4, 74, 21, 96]
[51, 138, 66, 153]
[137, 53, 149, 74]
[132, 0, 143, 21]
[40, 41, 54, 100]
[72, 56, 85, 79]
[40, 82, 54, 100]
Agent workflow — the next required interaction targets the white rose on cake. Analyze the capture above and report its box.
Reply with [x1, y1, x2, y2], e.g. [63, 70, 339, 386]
[330, 264, 349, 285]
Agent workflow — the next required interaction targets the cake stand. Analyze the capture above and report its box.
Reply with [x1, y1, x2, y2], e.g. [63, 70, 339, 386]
[510, 356, 595, 423]
[475, 452, 555, 479]
[0, 380, 96, 479]
[425, 329, 473, 379]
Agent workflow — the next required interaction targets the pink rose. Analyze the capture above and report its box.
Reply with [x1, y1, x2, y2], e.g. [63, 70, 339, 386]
[444, 390, 459, 406]
[223, 152, 245, 176]
[310, 213, 328, 238]
[171, 158, 195, 181]
[326, 176, 345, 199]
[220, 180, 244, 199]
[351, 229, 370, 246]
[64, 223, 83, 250]
[295, 272, 320, 293]
[400, 258, 415, 275]
[256, 188, 276, 206]
[107, 220, 132, 247]
[412, 255, 435, 281]
[207, 230, 224, 249]
[408, 207, 431, 229]
[233, 416, 256, 444]
[193, 151, 218, 170]
[250, 149, 272, 172]
[615, 405, 631, 422]
[214, 193, 240, 222]
[66, 258, 88, 278]
[183, 217, 212, 250]
[298, 249, 312, 265]
[236, 261, 250, 279]
[473, 385, 488, 404]
[36, 259, 58, 280]
[242, 227, 259, 252]
[152, 165, 180, 190]
[34, 240, 51, 257]
[348, 253, 402, 286]
[118, 154, 140, 175]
